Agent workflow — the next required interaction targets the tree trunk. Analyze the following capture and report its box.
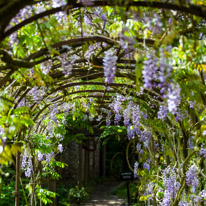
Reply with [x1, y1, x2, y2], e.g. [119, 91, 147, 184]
[15, 151, 20, 206]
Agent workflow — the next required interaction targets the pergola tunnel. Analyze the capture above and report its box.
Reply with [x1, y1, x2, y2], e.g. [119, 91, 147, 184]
[0, 0, 206, 206]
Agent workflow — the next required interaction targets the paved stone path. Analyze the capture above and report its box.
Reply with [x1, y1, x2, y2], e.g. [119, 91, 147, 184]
[83, 181, 125, 206]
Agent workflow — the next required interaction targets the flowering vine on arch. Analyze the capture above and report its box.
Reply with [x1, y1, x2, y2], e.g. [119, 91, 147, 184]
[0, 0, 206, 205]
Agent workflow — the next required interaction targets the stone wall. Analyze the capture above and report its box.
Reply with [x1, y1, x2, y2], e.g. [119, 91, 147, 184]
[57, 137, 105, 186]
[58, 140, 79, 186]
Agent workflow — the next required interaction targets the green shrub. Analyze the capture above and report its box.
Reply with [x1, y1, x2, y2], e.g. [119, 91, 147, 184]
[67, 186, 88, 204]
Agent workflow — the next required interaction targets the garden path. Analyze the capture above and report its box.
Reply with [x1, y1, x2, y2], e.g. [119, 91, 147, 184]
[82, 181, 125, 206]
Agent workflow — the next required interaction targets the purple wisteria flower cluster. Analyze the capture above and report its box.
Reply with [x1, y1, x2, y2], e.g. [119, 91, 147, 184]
[134, 161, 139, 178]
[103, 50, 118, 84]
[143, 47, 181, 118]
[109, 96, 153, 145]
[21, 149, 33, 178]
[36, 150, 55, 163]
[58, 53, 74, 76]
[186, 164, 199, 192]
[161, 167, 180, 206]
[142, 53, 159, 89]
[106, 111, 111, 126]
[167, 83, 181, 114]
[40, 60, 53, 75]
[200, 145, 206, 157]
[110, 95, 123, 125]
[28, 86, 46, 103]
[52, 0, 67, 8]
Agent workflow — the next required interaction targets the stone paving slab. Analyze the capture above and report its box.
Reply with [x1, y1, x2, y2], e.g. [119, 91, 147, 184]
[82, 181, 125, 206]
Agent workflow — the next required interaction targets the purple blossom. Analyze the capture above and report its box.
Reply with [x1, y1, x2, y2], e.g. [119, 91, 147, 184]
[113, 98, 122, 114]
[56, 133, 63, 141]
[175, 110, 185, 121]
[161, 167, 180, 205]
[134, 161, 139, 178]
[36, 3, 45, 13]
[45, 153, 54, 163]
[159, 47, 173, 84]
[17, 98, 25, 108]
[28, 86, 46, 103]
[132, 105, 140, 126]
[41, 60, 52, 74]
[167, 83, 181, 114]
[143, 54, 158, 89]
[145, 182, 154, 199]
[127, 125, 135, 139]
[114, 113, 121, 125]
[143, 162, 150, 171]
[119, 33, 135, 50]
[144, 13, 163, 35]
[106, 111, 111, 126]
[84, 15, 92, 25]
[200, 190, 206, 199]
[58, 53, 73, 76]
[37, 151, 44, 161]
[152, 14, 163, 35]
[57, 144, 63, 153]
[52, 0, 67, 8]
[110, 95, 123, 125]
[140, 130, 151, 148]
[0, 126, 5, 137]
[9, 32, 19, 46]
[186, 164, 199, 192]
[123, 107, 130, 127]
[7, 6, 32, 29]
[136, 143, 141, 152]
[158, 105, 168, 120]
[52, 116, 59, 125]
[103, 50, 118, 84]
[188, 136, 195, 149]
[101, 13, 107, 24]
[96, 115, 103, 122]
[21, 149, 28, 169]
[200, 146, 206, 157]
[21, 149, 33, 178]
[25, 157, 33, 178]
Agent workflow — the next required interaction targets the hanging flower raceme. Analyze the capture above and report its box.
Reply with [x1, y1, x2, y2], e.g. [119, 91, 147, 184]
[186, 164, 199, 192]
[167, 83, 181, 114]
[142, 53, 158, 89]
[161, 167, 181, 206]
[134, 161, 139, 178]
[106, 111, 111, 126]
[21, 148, 33, 178]
[28, 86, 46, 103]
[103, 50, 118, 84]
[157, 105, 168, 120]
[40, 60, 52, 75]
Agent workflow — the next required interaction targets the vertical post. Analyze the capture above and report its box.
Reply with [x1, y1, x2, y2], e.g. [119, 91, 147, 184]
[39, 163, 42, 206]
[78, 144, 83, 188]
[92, 138, 95, 178]
[15, 151, 20, 206]
[53, 179, 57, 206]
[85, 148, 88, 185]
[103, 144, 106, 177]
[127, 181, 130, 206]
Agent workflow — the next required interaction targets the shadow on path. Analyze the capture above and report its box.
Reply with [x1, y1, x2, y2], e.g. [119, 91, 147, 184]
[82, 181, 125, 206]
